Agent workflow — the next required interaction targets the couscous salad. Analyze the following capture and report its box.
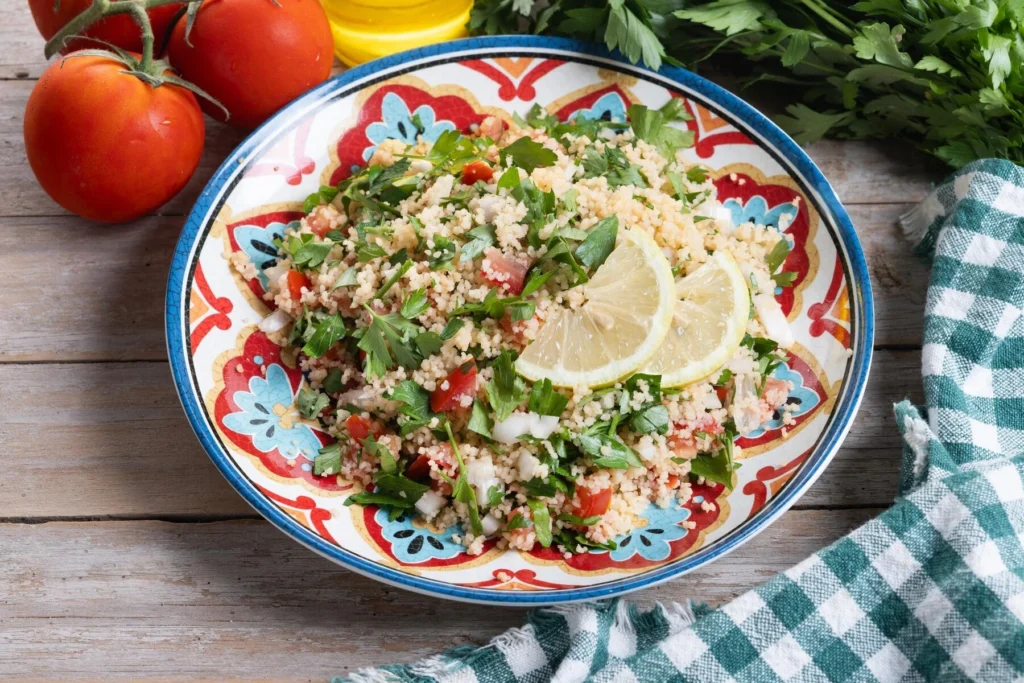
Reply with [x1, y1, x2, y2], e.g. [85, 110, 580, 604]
[231, 101, 798, 556]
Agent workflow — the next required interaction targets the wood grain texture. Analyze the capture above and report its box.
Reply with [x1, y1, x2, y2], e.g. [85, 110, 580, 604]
[0, 508, 878, 680]
[0, 204, 928, 364]
[0, 349, 919, 518]
[0, 4, 47, 80]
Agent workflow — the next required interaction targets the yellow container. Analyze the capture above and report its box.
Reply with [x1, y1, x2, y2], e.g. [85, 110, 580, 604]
[320, 0, 473, 67]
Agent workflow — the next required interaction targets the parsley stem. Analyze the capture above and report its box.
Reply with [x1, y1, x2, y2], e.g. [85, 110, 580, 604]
[444, 422, 467, 472]
[607, 414, 620, 437]
[797, 0, 855, 39]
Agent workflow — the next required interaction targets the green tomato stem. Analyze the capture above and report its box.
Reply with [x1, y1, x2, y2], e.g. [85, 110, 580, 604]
[42, 0, 185, 65]
[123, 2, 155, 73]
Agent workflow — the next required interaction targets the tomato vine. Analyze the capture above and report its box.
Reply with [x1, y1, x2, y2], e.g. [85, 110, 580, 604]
[42, 0, 227, 117]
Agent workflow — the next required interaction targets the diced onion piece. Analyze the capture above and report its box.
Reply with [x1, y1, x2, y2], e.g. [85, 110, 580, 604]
[731, 374, 762, 436]
[480, 514, 500, 536]
[258, 309, 291, 334]
[753, 293, 795, 349]
[467, 456, 500, 502]
[424, 175, 454, 206]
[415, 489, 446, 518]
[470, 194, 502, 222]
[517, 451, 541, 481]
[410, 159, 432, 174]
[264, 262, 288, 286]
[492, 412, 559, 445]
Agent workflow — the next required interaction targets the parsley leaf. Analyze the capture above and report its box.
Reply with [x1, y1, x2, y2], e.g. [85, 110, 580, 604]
[332, 266, 360, 290]
[506, 513, 532, 530]
[630, 404, 670, 435]
[485, 350, 526, 421]
[527, 378, 569, 417]
[497, 166, 521, 190]
[313, 443, 343, 476]
[575, 215, 618, 271]
[557, 513, 601, 527]
[297, 387, 330, 419]
[459, 224, 497, 263]
[526, 499, 552, 548]
[400, 288, 430, 319]
[628, 102, 694, 159]
[322, 368, 344, 394]
[468, 399, 493, 439]
[344, 491, 416, 509]
[302, 314, 346, 358]
[389, 380, 441, 436]
[303, 185, 339, 214]
[499, 136, 558, 173]
[358, 308, 419, 378]
[428, 235, 457, 271]
[373, 472, 429, 504]
[577, 430, 643, 469]
[690, 453, 733, 488]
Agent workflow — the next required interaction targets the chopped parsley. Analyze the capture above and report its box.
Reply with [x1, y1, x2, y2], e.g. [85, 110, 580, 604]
[499, 136, 558, 173]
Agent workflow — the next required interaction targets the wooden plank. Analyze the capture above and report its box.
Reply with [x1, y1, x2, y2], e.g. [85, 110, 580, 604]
[0, 204, 927, 364]
[0, 362, 254, 518]
[0, 77, 940, 219]
[0, 350, 918, 518]
[0, 508, 877, 680]
[0, 5, 47, 80]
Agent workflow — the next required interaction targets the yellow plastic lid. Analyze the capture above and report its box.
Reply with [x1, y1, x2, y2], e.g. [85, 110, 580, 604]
[320, 0, 473, 67]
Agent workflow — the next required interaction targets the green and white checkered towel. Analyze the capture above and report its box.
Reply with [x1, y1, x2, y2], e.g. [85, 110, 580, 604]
[339, 160, 1024, 683]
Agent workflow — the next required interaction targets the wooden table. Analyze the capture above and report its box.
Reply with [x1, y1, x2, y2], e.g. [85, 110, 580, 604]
[0, 6, 946, 680]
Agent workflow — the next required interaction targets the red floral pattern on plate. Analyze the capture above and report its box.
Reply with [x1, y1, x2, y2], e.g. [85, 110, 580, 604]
[329, 84, 491, 186]
[214, 330, 348, 491]
[189, 261, 233, 351]
[715, 171, 811, 318]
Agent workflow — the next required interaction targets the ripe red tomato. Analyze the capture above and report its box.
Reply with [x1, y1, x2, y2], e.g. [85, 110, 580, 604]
[24, 54, 204, 223]
[461, 161, 494, 185]
[286, 270, 311, 300]
[430, 362, 478, 413]
[573, 487, 612, 518]
[28, 0, 185, 54]
[166, 0, 333, 130]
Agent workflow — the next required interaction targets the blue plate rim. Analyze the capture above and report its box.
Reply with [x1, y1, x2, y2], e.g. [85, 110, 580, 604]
[166, 35, 875, 605]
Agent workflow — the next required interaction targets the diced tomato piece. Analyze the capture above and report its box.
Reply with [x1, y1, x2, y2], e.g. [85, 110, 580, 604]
[406, 453, 432, 481]
[307, 206, 336, 238]
[430, 361, 478, 413]
[696, 413, 723, 437]
[345, 414, 376, 442]
[666, 474, 680, 489]
[668, 430, 698, 459]
[481, 248, 529, 295]
[572, 487, 612, 518]
[286, 270, 311, 300]
[461, 160, 494, 184]
[714, 385, 729, 404]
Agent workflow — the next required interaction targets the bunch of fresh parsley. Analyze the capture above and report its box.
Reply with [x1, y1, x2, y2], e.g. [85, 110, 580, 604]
[470, 0, 1024, 168]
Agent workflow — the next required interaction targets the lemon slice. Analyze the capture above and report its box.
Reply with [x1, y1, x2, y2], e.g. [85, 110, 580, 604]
[515, 229, 675, 388]
[642, 250, 750, 387]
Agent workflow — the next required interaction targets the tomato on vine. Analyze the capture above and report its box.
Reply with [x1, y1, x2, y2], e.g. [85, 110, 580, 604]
[166, 0, 334, 130]
[24, 50, 206, 223]
[24, 0, 218, 222]
[28, 0, 185, 54]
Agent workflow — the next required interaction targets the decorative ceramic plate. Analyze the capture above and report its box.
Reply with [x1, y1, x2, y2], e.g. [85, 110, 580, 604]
[167, 36, 873, 604]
